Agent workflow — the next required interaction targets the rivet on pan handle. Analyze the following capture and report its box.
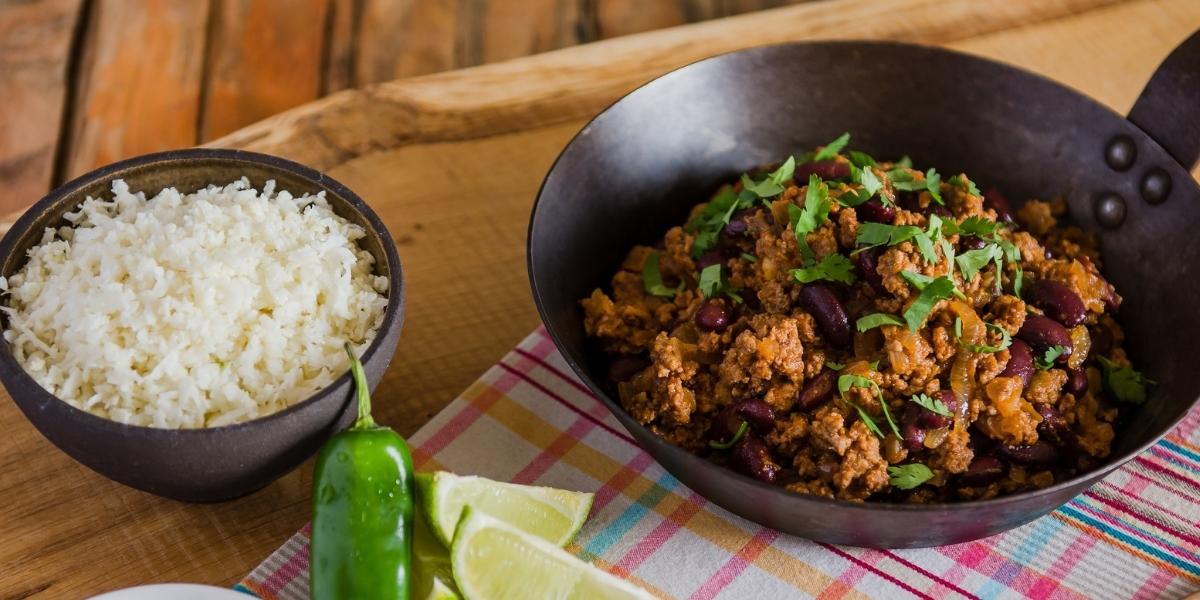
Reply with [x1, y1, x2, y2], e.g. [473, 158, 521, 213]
[1128, 29, 1200, 172]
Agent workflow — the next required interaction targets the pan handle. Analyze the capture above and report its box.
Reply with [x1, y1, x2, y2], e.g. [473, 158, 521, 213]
[1128, 29, 1200, 171]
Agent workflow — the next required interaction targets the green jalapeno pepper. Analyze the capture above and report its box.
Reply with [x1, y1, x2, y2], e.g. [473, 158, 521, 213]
[311, 343, 414, 599]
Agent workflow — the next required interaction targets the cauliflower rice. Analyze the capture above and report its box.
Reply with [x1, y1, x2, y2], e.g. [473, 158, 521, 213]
[1, 178, 389, 428]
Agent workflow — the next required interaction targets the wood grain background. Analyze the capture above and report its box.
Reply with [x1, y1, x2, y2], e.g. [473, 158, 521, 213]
[0, 0, 810, 217]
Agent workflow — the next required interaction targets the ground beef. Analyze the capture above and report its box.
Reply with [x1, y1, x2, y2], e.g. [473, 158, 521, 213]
[583, 141, 1141, 503]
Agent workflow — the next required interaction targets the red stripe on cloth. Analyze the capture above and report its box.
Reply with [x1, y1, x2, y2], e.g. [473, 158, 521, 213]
[613, 490, 707, 573]
[1034, 531, 1099, 599]
[1150, 444, 1200, 471]
[1132, 455, 1200, 494]
[1084, 491, 1200, 548]
[416, 373, 515, 457]
[496, 362, 637, 445]
[1117, 467, 1199, 506]
[511, 417, 595, 485]
[871, 549, 980, 600]
[259, 543, 309, 596]
[821, 544, 936, 600]
[687, 528, 780, 600]
[1131, 567, 1176, 599]
[514, 347, 600, 400]
[1071, 500, 1200, 565]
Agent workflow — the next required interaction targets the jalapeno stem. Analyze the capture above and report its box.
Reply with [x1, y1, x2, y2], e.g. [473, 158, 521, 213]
[344, 342, 377, 429]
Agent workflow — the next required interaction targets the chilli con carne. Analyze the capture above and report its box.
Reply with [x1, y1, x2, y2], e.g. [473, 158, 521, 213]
[581, 134, 1150, 502]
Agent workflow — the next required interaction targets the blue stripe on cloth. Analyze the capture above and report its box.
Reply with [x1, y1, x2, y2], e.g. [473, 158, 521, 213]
[1057, 504, 1200, 576]
[1158, 440, 1200, 468]
[584, 472, 680, 558]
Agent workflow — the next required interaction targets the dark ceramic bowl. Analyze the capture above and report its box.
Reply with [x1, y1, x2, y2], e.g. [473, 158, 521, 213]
[528, 39, 1200, 547]
[0, 149, 405, 502]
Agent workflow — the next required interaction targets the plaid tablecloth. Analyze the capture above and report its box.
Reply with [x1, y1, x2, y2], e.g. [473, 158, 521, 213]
[238, 328, 1200, 599]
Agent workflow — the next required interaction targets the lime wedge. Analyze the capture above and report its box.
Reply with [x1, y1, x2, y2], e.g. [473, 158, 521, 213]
[451, 507, 654, 600]
[413, 508, 462, 600]
[417, 471, 593, 548]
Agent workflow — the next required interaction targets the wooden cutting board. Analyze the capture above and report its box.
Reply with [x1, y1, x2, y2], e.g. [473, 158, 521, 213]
[2, 0, 1198, 596]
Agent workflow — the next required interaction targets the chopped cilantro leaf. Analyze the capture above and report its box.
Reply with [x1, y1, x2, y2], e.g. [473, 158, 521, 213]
[895, 155, 913, 169]
[954, 317, 1012, 353]
[902, 274, 959, 331]
[888, 463, 934, 490]
[956, 245, 1000, 281]
[856, 313, 905, 332]
[698, 263, 742, 303]
[889, 170, 926, 191]
[848, 150, 877, 167]
[709, 421, 749, 450]
[856, 222, 921, 248]
[825, 360, 846, 370]
[955, 215, 999, 237]
[813, 133, 851, 162]
[643, 251, 682, 298]
[698, 264, 722, 298]
[792, 254, 856, 285]
[1097, 356, 1153, 404]
[741, 156, 797, 199]
[854, 164, 885, 204]
[838, 374, 900, 438]
[788, 175, 831, 264]
[740, 252, 757, 262]
[1035, 345, 1067, 370]
[925, 168, 943, 205]
[687, 186, 750, 258]
[949, 174, 982, 197]
[910, 393, 952, 417]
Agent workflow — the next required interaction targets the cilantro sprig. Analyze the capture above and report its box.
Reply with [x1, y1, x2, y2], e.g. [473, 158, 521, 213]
[949, 174, 982, 197]
[910, 393, 952, 417]
[788, 174, 831, 265]
[1097, 356, 1153, 404]
[888, 463, 934, 490]
[791, 254, 855, 285]
[838, 373, 900, 439]
[856, 313, 905, 332]
[742, 156, 797, 199]
[890, 168, 944, 205]
[686, 186, 752, 258]
[900, 272, 962, 331]
[698, 264, 742, 303]
[643, 251, 683, 298]
[1034, 345, 1067, 370]
[954, 317, 1012, 354]
[811, 133, 850, 162]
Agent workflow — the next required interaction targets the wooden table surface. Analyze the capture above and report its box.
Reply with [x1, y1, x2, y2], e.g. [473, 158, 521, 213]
[3, 0, 1199, 596]
[0, 0, 813, 218]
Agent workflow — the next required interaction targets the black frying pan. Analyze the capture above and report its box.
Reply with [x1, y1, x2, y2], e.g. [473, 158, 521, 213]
[527, 33, 1200, 548]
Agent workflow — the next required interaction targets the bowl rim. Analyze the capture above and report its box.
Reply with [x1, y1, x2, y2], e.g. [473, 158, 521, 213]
[0, 147, 405, 434]
[527, 39, 1197, 513]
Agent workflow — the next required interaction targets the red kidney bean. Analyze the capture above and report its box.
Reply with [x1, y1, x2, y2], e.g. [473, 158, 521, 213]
[797, 369, 836, 411]
[711, 404, 743, 442]
[1026, 280, 1087, 327]
[732, 399, 776, 435]
[997, 441, 1059, 467]
[1034, 403, 1071, 446]
[724, 210, 751, 236]
[1017, 315, 1073, 361]
[1102, 285, 1122, 313]
[960, 235, 988, 251]
[999, 339, 1034, 388]
[854, 247, 886, 293]
[696, 251, 723, 270]
[695, 300, 731, 332]
[1064, 368, 1088, 395]
[959, 456, 1006, 486]
[608, 355, 650, 383]
[984, 187, 1015, 223]
[928, 204, 952, 218]
[901, 405, 927, 453]
[968, 428, 996, 454]
[794, 160, 849, 181]
[855, 198, 896, 224]
[917, 390, 958, 429]
[733, 434, 780, 484]
[799, 283, 851, 349]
